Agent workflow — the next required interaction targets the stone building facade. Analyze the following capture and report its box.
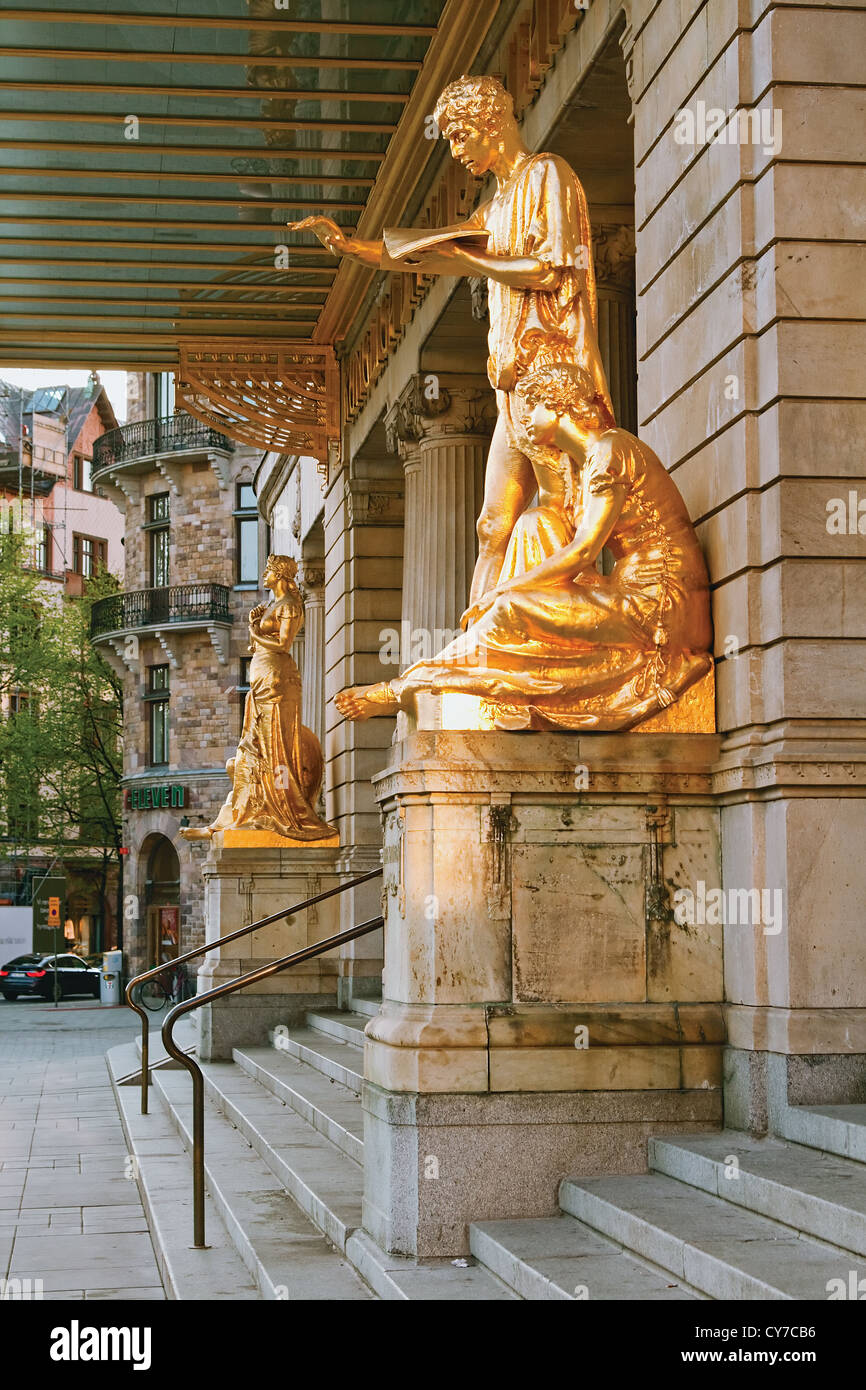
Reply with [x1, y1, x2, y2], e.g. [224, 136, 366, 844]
[255, 0, 866, 1125]
[91, 372, 266, 975]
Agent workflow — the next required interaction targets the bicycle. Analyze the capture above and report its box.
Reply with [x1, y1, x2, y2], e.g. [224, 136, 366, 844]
[137, 963, 191, 1012]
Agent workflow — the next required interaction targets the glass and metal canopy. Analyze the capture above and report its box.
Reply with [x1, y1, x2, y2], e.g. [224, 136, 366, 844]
[0, 0, 456, 371]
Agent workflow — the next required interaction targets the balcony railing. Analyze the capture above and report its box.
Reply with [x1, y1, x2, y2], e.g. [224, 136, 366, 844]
[93, 414, 232, 472]
[91, 583, 232, 638]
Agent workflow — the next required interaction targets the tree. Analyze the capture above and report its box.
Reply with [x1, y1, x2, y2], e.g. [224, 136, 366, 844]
[0, 531, 122, 938]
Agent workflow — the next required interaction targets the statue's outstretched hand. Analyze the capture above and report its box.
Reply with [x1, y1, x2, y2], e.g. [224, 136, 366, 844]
[287, 215, 349, 256]
[460, 588, 501, 631]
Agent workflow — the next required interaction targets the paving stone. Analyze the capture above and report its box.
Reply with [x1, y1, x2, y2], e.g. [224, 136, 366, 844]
[0, 1001, 165, 1300]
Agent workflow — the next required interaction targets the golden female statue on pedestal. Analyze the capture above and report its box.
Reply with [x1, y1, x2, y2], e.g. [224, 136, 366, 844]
[336, 363, 712, 730]
[182, 555, 337, 842]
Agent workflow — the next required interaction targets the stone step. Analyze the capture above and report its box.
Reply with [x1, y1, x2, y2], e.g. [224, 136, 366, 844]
[469, 1215, 698, 1300]
[560, 1172, 865, 1300]
[233, 1045, 364, 1164]
[268, 1025, 363, 1094]
[133, 1016, 198, 1071]
[350, 997, 381, 1019]
[107, 1043, 261, 1300]
[776, 1104, 866, 1165]
[306, 1009, 367, 1049]
[108, 1039, 147, 1086]
[153, 1068, 372, 1300]
[159, 1054, 514, 1300]
[195, 1059, 365, 1252]
[346, 1229, 518, 1301]
[650, 1131, 866, 1258]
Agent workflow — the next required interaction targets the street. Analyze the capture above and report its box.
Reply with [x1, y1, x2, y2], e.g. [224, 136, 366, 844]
[0, 998, 166, 1299]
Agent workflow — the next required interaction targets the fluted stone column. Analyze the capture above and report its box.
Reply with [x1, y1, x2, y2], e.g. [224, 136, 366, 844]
[297, 559, 325, 747]
[593, 222, 638, 434]
[386, 373, 495, 643]
[396, 443, 422, 641]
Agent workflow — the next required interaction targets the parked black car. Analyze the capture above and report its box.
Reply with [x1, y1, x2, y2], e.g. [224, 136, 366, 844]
[0, 952, 101, 1001]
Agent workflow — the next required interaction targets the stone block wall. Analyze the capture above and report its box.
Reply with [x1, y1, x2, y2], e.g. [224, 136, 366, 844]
[117, 439, 265, 973]
[627, 0, 866, 1115]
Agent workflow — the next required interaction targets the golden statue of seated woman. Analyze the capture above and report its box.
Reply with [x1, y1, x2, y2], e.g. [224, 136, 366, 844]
[182, 555, 337, 842]
[336, 363, 713, 732]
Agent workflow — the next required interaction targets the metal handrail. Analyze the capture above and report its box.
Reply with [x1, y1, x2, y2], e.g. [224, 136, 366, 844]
[93, 412, 232, 471]
[124, 867, 382, 1116]
[90, 582, 232, 638]
[162, 913, 384, 1248]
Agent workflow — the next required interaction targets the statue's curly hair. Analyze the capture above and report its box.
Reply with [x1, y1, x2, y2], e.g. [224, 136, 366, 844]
[516, 361, 606, 427]
[434, 75, 514, 138]
[266, 553, 298, 583]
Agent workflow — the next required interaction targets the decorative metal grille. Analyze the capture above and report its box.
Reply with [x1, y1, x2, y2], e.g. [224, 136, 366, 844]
[175, 339, 339, 474]
[91, 584, 232, 637]
[93, 414, 232, 472]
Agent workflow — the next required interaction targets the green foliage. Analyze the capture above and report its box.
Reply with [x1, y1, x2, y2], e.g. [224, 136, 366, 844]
[0, 533, 122, 861]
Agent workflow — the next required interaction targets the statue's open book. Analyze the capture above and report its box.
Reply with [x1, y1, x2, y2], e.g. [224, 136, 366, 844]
[383, 222, 489, 261]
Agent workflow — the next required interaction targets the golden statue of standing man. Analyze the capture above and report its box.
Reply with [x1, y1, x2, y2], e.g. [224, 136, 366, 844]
[291, 75, 713, 733]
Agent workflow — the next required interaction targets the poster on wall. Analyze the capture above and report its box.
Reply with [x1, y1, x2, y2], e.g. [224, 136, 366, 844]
[159, 907, 179, 963]
[0, 907, 33, 961]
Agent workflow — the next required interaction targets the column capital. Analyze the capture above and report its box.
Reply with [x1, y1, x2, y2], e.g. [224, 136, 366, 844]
[593, 222, 636, 292]
[343, 475, 405, 529]
[385, 372, 496, 459]
[297, 560, 325, 602]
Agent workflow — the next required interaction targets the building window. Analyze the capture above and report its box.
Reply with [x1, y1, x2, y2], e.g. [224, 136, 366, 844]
[73, 454, 92, 492]
[146, 493, 170, 588]
[34, 523, 50, 574]
[235, 483, 259, 585]
[145, 665, 169, 767]
[238, 657, 251, 735]
[72, 533, 107, 578]
[9, 690, 31, 716]
[156, 373, 175, 419]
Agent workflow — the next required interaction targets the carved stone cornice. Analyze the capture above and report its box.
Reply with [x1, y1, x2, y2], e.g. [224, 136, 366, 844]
[385, 372, 497, 461]
[344, 476, 405, 529]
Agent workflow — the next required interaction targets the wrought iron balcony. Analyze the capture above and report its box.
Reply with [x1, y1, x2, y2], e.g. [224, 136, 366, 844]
[91, 583, 232, 638]
[92, 413, 232, 473]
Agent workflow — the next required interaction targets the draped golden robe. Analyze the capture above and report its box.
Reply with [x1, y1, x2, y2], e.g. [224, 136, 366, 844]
[466, 151, 610, 415]
[207, 597, 337, 840]
[389, 429, 713, 731]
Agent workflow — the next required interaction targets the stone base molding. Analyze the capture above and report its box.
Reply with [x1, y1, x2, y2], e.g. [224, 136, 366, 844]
[195, 840, 343, 1060]
[364, 728, 726, 1254]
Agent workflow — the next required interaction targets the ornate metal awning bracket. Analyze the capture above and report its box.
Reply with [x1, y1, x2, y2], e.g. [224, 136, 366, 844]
[174, 340, 340, 479]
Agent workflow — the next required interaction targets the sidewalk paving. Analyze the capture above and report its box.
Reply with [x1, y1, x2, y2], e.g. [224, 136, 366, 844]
[0, 998, 166, 1299]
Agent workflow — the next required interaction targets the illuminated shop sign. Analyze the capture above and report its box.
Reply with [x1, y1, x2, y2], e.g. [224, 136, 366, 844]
[126, 784, 187, 810]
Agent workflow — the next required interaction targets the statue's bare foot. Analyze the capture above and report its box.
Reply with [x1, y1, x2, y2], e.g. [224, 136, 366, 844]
[179, 825, 214, 841]
[335, 683, 399, 721]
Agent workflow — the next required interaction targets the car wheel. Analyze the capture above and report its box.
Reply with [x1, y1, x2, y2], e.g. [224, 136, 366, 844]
[1, 991, 18, 1001]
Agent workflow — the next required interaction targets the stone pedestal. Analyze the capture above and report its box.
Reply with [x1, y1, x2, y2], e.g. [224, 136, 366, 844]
[363, 728, 725, 1256]
[196, 835, 343, 1060]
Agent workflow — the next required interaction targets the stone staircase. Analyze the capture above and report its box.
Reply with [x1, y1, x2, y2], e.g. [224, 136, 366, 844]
[109, 1008, 866, 1301]
[472, 1122, 866, 1300]
[110, 1005, 516, 1299]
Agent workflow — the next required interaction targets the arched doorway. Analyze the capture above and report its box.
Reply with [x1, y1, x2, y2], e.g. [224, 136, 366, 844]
[142, 834, 180, 969]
